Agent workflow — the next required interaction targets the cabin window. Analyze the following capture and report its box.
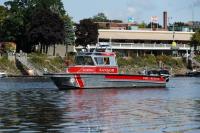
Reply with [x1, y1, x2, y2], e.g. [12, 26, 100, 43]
[94, 57, 104, 65]
[94, 57, 110, 65]
[75, 56, 84, 65]
[75, 56, 94, 65]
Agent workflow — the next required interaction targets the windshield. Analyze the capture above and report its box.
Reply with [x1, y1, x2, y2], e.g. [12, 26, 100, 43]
[75, 56, 94, 65]
[94, 57, 111, 65]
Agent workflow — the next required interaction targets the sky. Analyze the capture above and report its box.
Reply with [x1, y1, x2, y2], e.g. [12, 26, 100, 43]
[1, 0, 200, 24]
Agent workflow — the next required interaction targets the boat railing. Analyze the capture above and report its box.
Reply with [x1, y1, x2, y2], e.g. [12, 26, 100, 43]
[93, 43, 112, 53]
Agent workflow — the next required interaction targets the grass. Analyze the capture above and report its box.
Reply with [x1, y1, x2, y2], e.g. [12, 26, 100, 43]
[28, 52, 65, 73]
[0, 56, 21, 75]
[117, 55, 187, 74]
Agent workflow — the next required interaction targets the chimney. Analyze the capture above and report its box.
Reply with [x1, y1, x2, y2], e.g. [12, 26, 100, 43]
[163, 11, 167, 30]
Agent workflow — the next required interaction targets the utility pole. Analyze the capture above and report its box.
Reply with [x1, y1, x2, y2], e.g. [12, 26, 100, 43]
[170, 17, 177, 56]
[173, 22, 175, 41]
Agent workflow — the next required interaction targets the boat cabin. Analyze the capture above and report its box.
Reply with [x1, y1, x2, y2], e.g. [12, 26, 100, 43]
[67, 44, 119, 74]
[75, 52, 117, 66]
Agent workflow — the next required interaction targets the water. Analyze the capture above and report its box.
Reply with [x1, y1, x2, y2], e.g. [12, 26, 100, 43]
[0, 77, 200, 133]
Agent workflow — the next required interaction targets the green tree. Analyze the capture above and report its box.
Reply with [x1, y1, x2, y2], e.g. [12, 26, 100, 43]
[111, 20, 123, 23]
[27, 8, 65, 55]
[92, 13, 108, 22]
[147, 22, 162, 29]
[1, 2, 26, 50]
[3, 0, 36, 52]
[0, 6, 9, 41]
[92, 13, 123, 23]
[34, 0, 65, 16]
[2, 0, 66, 52]
[0, 6, 8, 25]
[138, 22, 147, 28]
[174, 22, 188, 27]
[75, 19, 98, 48]
[191, 30, 200, 51]
[63, 14, 75, 56]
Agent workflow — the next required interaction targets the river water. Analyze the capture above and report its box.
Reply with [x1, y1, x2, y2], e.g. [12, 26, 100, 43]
[0, 77, 200, 133]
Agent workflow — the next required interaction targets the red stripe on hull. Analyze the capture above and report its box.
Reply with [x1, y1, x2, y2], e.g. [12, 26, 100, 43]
[74, 75, 84, 88]
[105, 75, 165, 82]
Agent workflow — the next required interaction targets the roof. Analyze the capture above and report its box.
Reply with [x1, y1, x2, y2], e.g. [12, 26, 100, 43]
[98, 29, 194, 41]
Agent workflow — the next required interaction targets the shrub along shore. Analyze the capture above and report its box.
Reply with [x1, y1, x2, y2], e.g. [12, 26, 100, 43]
[0, 56, 21, 75]
[117, 55, 188, 75]
[0, 53, 189, 76]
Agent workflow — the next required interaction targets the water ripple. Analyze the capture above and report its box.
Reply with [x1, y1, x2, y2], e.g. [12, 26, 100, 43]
[0, 77, 200, 132]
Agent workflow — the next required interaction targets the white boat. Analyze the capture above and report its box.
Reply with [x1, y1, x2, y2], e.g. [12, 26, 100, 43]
[45, 44, 169, 89]
[0, 72, 7, 78]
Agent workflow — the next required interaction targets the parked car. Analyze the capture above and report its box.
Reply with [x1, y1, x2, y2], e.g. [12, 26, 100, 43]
[147, 70, 160, 76]
[159, 69, 170, 77]
[147, 69, 170, 82]
[147, 69, 170, 77]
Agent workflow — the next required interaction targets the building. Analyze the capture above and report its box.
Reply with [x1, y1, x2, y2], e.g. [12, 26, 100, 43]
[49, 29, 194, 57]
[95, 29, 194, 57]
[168, 21, 200, 32]
[58, 10, 196, 57]
[95, 22, 138, 30]
[91, 11, 195, 57]
[188, 21, 200, 31]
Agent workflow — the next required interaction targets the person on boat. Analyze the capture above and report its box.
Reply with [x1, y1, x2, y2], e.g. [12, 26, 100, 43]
[86, 44, 90, 52]
[64, 60, 69, 66]
[104, 57, 110, 65]
[142, 69, 146, 75]
[85, 57, 94, 65]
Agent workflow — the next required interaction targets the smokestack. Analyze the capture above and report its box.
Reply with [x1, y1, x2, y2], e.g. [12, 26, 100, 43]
[163, 11, 167, 30]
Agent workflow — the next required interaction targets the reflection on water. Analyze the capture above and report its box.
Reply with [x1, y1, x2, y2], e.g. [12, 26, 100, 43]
[0, 77, 200, 132]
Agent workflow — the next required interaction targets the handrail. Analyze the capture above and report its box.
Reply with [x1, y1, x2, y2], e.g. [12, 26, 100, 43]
[76, 43, 190, 50]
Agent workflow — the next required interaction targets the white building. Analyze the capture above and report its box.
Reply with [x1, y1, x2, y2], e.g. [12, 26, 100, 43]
[49, 29, 194, 57]
[96, 29, 194, 57]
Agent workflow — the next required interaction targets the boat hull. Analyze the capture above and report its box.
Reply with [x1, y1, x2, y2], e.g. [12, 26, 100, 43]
[45, 73, 167, 89]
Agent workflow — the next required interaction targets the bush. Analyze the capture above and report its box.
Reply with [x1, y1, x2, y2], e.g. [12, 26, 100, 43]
[117, 55, 185, 73]
[156, 55, 184, 68]
[194, 55, 200, 62]
[0, 56, 20, 74]
[144, 55, 157, 67]
[28, 53, 65, 73]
